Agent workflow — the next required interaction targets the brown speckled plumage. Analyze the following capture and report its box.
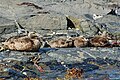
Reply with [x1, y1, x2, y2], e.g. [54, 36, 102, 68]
[2, 32, 43, 51]
[73, 36, 88, 47]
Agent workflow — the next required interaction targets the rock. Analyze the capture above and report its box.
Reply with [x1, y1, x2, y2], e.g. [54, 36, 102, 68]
[47, 48, 84, 63]
[47, 48, 120, 63]
[80, 20, 99, 36]
[0, 17, 17, 42]
[0, 17, 16, 34]
[0, 0, 119, 38]
[18, 14, 67, 31]
[96, 15, 120, 36]
[0, 0, 120, 80]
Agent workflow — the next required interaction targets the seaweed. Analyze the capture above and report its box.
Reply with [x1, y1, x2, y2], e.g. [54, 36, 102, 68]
[17, 2, 43, 9]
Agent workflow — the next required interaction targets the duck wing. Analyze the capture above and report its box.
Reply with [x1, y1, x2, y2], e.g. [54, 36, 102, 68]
[3, 36, 34, 51]
[90, 37, 108, 47]
[14, 37, 33, 51]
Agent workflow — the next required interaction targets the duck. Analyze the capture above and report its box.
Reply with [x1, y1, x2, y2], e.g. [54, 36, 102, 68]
[0, 32, 43, 51]
[89, 31, 110, 47]
[73, 36, 88, 47]
[48, 37, 73, 48]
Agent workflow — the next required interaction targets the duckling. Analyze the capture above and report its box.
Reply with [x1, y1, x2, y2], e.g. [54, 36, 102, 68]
[89, 31, 110, 47]
[73, 36, 88, 47]
[48, 38, 73, 48]
[1, 32, 43, 51]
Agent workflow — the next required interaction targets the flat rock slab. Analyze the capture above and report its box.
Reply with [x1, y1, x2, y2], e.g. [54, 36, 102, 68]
[47, 47, 120, 63]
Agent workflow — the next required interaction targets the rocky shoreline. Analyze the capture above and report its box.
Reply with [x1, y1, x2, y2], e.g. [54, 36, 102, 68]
[0, 0, 120, 80]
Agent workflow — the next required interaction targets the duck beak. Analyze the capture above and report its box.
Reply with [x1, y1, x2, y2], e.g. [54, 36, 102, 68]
[35, 33, 43, 38]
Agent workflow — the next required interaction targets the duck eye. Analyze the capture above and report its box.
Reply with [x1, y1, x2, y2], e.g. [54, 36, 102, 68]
[33, 33, 36, 34]
[31, 32, 36, 35]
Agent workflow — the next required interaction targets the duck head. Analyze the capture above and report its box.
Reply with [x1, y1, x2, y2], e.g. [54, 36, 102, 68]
[28, 32, 43, 39]
[100, 31, 112, 39]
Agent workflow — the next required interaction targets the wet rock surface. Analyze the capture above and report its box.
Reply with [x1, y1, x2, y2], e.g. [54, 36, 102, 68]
[0, 0, 120, 80]
[0, 48, 120, 79]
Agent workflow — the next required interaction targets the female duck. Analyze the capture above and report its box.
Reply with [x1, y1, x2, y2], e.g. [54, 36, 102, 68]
[89, 31, 110, 47]
[48, 38, 73, 48]
[73, 36, 88, 47]
[0, 32, 43, 51]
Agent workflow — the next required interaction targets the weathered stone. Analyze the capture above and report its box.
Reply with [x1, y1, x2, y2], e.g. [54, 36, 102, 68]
[0, 0, 120, 79]
[18, 14, 67, 31]
[96, 15, 120, 36]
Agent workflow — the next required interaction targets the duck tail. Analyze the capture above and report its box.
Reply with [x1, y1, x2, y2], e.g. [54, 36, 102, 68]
[0, 46, 5, 51]
[40, 41, 46, 48]
[43, 40, 51, 48]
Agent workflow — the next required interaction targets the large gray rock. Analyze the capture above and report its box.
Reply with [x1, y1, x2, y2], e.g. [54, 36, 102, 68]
[0, 17, 17, 41]
[18, 14, 67, 31]
[96, 15, 120, 36]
